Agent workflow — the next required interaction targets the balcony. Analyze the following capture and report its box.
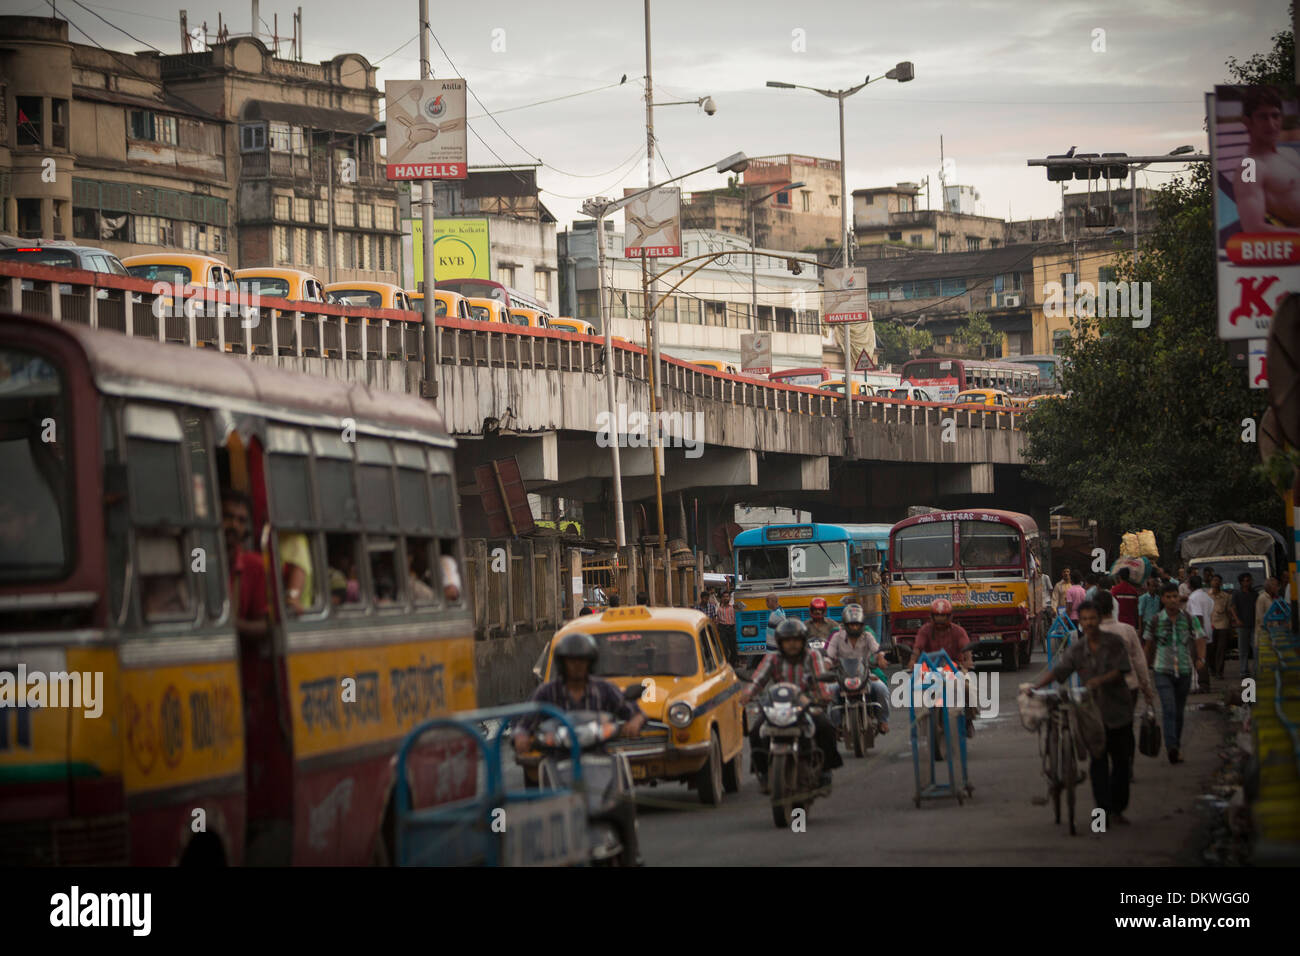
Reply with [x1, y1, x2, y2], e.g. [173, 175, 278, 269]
[240, 151, 388, 187]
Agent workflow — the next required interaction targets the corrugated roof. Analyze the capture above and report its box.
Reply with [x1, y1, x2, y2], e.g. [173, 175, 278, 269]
[865, 244, 1053, 283]
[241, 100, 381, 134]
[74, 84, 218, 121]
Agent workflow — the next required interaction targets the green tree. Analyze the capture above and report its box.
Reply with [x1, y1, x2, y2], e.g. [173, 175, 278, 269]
[876, 320, 932, 366]
[1022, 18, 1292, 556]
[953, 311, 995, 350]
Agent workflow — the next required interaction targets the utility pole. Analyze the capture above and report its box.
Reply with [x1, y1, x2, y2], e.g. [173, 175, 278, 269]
[418, 0, 439, 402]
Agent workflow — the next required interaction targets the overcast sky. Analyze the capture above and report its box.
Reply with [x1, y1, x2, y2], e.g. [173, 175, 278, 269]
[16, 0, 1288, 231]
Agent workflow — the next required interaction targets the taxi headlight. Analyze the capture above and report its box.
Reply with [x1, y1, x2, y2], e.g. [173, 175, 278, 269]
[667, 702, 694, 728]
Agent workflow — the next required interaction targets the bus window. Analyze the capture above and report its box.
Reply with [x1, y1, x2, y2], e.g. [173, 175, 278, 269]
[395, 442, 437, 606]
[428, 448, 463, 602]
[892, 520, 954, 570]
[738, 546, 790, 582]
[313, 429, 360, 612]
[181, 410, 224, 620]
[959, 520, 1021, 567]
[0, 347, 70, 581]
[357, 438, 402, 606]
[791, 542, 848, 582]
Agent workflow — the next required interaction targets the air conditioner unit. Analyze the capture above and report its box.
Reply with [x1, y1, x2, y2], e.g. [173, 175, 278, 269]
[1003, 294, 1021, 308]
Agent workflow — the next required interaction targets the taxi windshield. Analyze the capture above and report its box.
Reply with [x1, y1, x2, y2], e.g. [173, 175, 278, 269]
[591, 630, 698, 677]
[955, 391, 986, 404]
[237, 276, 291, 299]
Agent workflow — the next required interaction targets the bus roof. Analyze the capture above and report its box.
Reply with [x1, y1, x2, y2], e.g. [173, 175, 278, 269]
[888, 509, 1039, 535]
[733, 523, 891, 547]
[9, 314, 452, 442]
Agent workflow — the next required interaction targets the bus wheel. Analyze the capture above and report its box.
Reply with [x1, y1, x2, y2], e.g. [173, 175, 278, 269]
[179, 831, 227, 867]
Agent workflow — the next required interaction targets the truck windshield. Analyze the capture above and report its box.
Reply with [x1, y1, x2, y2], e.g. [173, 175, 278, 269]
[0, 347, 71, 581]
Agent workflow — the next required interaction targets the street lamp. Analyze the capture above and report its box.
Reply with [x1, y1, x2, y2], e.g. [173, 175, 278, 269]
[582, 151, 750, 550]
[748, 181, 804, 334]
[767, 63, 914, 434]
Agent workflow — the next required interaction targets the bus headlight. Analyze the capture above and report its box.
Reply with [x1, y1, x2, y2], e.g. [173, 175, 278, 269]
[667, 702, 693, 728]
[741, 625, 758, 637]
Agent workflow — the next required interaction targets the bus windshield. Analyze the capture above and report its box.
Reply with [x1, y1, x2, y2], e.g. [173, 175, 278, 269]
[958, 520, 1022, 568]
[737, 541, 848, 583]
[893, 521, 954, 569]
[0, 347, 70, 580]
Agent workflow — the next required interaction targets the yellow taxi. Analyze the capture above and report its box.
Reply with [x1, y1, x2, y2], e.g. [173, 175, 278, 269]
[520, 606, 745, 804]
[952, 387, 1013, 408]
[508, 306, 550, 329]
[818, 378, 873, 398]
[692, 359, 738, 375]
[325, 281, 415, 311]
[465, 296, 510, 324]
[1024, 393, 1064, 412]
[233, 267, 328, 303]
[123, 253, 235, 292]
[406, 288, 472, 320]
[549, 317, 597, 335]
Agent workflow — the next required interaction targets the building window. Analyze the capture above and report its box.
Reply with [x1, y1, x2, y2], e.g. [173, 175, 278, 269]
[132, 215, 175, 246]
[375, 205, 395, 231]
[801, 191, 812, 212]
[576, 289, 597, 320]
[534, 269, 551, 303]
[274, 195, 291, 220]
[900, 197, 913, 213]
[888, 231, 903, 242]
[50, 98, 68, 150]
[240, 123, 266, 152]
[315, 199, 328, 224]
[377, 235, 388, 272]
[966, 237, 982, 251]
[275, 226, 291, 264]
[990, 238, 1000, 248]
[129, 111, 177, 145]
[863, 194, 874, 205]
[939, 234, 951, 253]
[315, 229, 328, 269]
[17, 197, 42, 237]
[1052, 329, 1070, 355]
[300, 228, 313, 266]
[829, 195, 839, 208]
[498, 266, 517, 287]
[268, 122, 291, 153]
[335, 203, 354, 228]
[294, 197, 310, 222]
[16, 96, 42, 147]
[776, 191, 790, 206]
[910, 234, 924, 246]
[1060, 272, 1076, 288]
[357, 203, 373, 229]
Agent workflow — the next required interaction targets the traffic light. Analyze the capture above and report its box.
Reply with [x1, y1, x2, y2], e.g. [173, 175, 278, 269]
[1073, 153, 1102, 180]
[1045, 155, 1073, 182]
[1101, 152, 1129, 180]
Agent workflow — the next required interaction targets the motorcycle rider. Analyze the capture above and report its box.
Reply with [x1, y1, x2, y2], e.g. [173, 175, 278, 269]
[822, 603, 891, 734]
[743, 618, 843, 793]
[806, 597, 835, 644]
[513, 631, 647, 864]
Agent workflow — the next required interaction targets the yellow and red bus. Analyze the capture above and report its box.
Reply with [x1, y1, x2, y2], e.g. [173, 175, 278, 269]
[0, 313, 474, 865]
[899, 358, 1040, 404]
[887, 510, 1045, 671]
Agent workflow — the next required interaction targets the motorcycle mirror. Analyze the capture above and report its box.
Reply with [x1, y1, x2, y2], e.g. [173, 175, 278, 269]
[623, 683, 646, 700]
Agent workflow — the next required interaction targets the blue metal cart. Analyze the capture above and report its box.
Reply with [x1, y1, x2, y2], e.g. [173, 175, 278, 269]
[908, 649, 974, 807]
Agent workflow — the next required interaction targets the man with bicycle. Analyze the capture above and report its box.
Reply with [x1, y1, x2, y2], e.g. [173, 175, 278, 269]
[1028, 601, 1133, 825]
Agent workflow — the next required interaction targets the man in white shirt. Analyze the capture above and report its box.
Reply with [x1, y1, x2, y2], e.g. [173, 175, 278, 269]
[1185, 574, 1215, 693]
[764, 593, 786, 651]
[1094, 590, 1156, 783]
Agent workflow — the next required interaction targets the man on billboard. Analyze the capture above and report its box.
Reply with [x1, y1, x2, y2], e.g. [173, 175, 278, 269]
[1236, 86, 1300, 232]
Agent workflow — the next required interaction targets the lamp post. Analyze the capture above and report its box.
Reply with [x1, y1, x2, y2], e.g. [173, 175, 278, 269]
[582, 151, 749, 553]
[767, 63, 913, 436]
[749, 180, 804, 334]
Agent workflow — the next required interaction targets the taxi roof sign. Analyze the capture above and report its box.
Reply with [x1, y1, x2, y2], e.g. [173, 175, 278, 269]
[602, 606, 653, 620]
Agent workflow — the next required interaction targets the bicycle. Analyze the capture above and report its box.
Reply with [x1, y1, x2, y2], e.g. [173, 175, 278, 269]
[1030, 686, 1087, 836]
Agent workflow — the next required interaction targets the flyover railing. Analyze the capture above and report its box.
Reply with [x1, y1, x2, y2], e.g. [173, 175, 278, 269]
[0, 260, 1022, 433]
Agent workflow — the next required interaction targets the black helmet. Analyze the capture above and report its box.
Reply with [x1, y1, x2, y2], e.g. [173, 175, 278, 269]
[554, 631, 599, 670]
[774, 617, 808, 657]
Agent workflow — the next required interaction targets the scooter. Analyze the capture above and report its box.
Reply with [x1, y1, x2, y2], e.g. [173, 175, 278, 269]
[533, 684, 645, 866]
[753, 675, 838, 828]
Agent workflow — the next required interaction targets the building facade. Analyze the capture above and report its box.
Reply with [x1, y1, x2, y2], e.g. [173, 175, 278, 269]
[854, 182, 1006, 254]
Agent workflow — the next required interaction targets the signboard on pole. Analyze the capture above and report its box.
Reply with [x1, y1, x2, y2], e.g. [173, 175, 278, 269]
[409, 217, 491, 284]
[740, 332, 772, 375]
[385, 79, 468, 180]
[1249, 337, 1269, 388]
[823, 267, 870, 323]
[1210, 85, 1300, 339]
[622, 187, 682, 257]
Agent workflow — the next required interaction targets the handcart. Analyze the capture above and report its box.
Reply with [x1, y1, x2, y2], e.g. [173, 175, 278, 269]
[907, 649, 974, 807]
[394, 702, 589, 866]
[1045, 608, 1082, 691]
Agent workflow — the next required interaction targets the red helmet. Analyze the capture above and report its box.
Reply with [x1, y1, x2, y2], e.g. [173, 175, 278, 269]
[809, 597, 828, 618]
[929, 598, 953, 616]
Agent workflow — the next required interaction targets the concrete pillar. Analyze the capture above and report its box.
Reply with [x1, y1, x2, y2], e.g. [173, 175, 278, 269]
[568, 547, 583, 618]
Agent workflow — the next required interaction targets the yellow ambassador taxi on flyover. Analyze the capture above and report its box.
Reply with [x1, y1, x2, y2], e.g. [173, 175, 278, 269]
[519, 606, 745, 805]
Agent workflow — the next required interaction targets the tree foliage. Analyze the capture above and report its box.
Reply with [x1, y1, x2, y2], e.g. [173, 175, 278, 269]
[953, 311, 994, 348]
[876, 321, 932, 367]
[1022, 15, 1293, 556]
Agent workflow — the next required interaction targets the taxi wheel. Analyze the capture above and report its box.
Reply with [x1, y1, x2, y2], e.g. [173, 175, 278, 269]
[722, 745, 742, 794]
[697, 729, 724, 806]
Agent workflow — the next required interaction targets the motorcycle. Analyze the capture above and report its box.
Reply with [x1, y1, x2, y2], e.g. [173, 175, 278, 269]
[831, 657, 882, 757]
[753, 674, 839, 828]
[534, 684, 645, 866]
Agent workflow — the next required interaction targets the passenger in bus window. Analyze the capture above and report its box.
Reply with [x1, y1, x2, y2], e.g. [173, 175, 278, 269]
[326, 535, 361, 606]
[407, 541, 436, 603]
[370, 541, 400, 605]
[439, 541, 462, 602]
[139, 535, 192, 621]
[279, 531, 314, 614]
[222, 488, 267, 637]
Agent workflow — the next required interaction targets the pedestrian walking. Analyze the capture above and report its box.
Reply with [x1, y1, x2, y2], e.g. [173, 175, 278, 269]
[1208, 575, 1232, 679]
[1143, 582, 1208, 764]
[1111, 568, 1141, 629]
[1138, 575, 1162, 632]
[1029, 601, 1134, 825]
[1065, 571, 1086, 623]
[1186, 574, 1215, 693]
[1229, 572, 1258, 678]
[1051, 566, 1073, 615]
[716, 590, 737, 664]
[1253, 576, 1282, 667]
[1096, 590, 1157, 782]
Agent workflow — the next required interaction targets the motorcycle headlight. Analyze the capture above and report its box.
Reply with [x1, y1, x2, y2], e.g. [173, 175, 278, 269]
[844, 677, 862, 691]
[667, 701, 693, 728]
[766, 702, 798, 727]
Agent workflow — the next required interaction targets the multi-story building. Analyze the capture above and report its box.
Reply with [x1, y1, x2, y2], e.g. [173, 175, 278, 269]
[559, 223, 826, 371]
[854, 182, 1006, 254]
[0, 15, 400, 282]
[680, 154, 844, 255]
[1029, 237, 1130, 356]
[1005, 186, 1159, 246]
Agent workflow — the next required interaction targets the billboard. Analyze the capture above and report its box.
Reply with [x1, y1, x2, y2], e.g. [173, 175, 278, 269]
[823, 267, 870, 323]
[622, 187, 682, 257]
[385, 79, 468, 180]
[740, 332, 773, 375]
[1210, 85, 1300, 339]
[409, 218, 490, 285]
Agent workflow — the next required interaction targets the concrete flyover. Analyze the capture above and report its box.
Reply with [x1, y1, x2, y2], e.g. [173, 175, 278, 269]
[2, 261, 1036, 537]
